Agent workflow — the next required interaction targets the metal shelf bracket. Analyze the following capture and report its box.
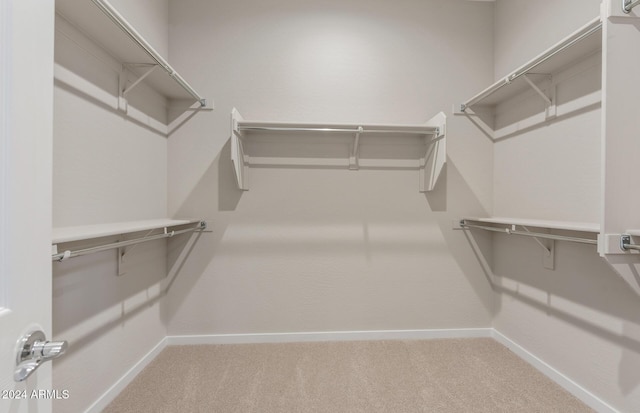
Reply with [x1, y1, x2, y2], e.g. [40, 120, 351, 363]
[118, 63, 159, 113]
[349, 126, 363, 170]
[521, 225, 555, 269]
[54, 221, 207, 268]
[522, 74, 553, 105]
[459, 219, 600, 270]
[122, 63, 158, 96]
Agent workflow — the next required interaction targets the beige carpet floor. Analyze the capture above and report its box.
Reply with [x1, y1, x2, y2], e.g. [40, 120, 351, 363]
[103, 338, 593, 413]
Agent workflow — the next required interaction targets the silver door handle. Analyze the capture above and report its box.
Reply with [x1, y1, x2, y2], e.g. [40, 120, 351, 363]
[14, 330, 68, 382]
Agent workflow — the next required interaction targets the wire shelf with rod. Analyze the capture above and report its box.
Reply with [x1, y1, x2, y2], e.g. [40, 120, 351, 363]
[455, 16, 602, 141]
[458, 217, 599, 270]
[458, 16, 602, 113]
[55, 0, 212, 136]
[230, 108, 447, 193]
[52, 219, 207, 262]
[459, 217, 599, 243]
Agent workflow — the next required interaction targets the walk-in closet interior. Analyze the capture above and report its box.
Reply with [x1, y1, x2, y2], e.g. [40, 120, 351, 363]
[4, 0, 640, 411]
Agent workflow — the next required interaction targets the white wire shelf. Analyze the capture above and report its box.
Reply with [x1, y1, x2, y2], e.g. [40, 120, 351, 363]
[459, 16, 602, 110]
[52, 219, 202, 244]
[230, 108, 447, 193]
[462, 217, 600, 233]
[52, 219, 206, 262]
[460, 217, 599, 248]
[55, 0, 208, 106]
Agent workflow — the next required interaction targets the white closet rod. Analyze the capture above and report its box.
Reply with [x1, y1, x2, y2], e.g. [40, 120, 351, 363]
[624, 0, 640, 13]
[461, 222, 598, 245]
[52, 221, 206, 262]
[91, 0, 207, 107]
[462, 17, 602, 110]
[237, 126, 440, 135]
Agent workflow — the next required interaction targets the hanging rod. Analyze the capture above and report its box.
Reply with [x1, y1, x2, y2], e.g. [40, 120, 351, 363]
[52, 221, 206, 262]
[460, 221, 598, 245]
[90, 0, 207, 107]
[461, 17, 602, 111]
[623, 0, 640, 13]
[237, 126, 440, 135]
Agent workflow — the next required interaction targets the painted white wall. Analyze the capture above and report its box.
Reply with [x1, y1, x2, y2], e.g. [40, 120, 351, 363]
[492, 0, 602, 223]
[52, 86, 167, 226]
[110, 0, 170, 59]
[50, 0, 640, 410]
[493, 0, 602, 80]
[165, 0, 495, 337]
[492, 0, 640, 411]
[52, 1, 171, 412]
[492, 79, 602, 222]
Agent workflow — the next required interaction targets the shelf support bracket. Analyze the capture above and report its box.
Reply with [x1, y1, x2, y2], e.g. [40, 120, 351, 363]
[122, 64, 158, 97]
[522, 74, 553, 106]
[522, 74, 557, 120]
[349, 126, 363, 170]
[118, 66, 128, 112]
[118, 64, 158, 112]
[117, 227, 170, 276]
[521, 225, 555, 270]
[117, 244, 126, 276]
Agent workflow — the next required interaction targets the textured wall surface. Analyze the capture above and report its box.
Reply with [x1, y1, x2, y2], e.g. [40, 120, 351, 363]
[49, 1, 640, 411]
[52, 1, 171, 412]
[165, 0, 495, 336]
[492, 0, 640, 411]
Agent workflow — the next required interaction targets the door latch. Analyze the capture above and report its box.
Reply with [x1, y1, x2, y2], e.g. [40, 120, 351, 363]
[14, 330, 68, 382]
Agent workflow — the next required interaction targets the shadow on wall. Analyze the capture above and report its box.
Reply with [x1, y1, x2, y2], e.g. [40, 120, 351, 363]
[161, 136, 501, 331]
[424, 165, 446, 212]
[463, 100, 601, 144]
[55, 80, 167, 137]
[52, 228, 203, 356]
[425, 158, 495, 316]
[218, 138, 244, 211]
[55, 23, 178, 131]
[461, 219, 640, 358]
[161, 144, 233, 326]
[492, 101, 601, 143]
[52, 238, 166, 328]
[620, 322, 640, 395]
[435, 157, 640, 369]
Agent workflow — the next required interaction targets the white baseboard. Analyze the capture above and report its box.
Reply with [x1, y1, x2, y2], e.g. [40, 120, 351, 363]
[491, 330, 618, 413]
[84, 336, 168, 413]
[166, 327, 493, 345]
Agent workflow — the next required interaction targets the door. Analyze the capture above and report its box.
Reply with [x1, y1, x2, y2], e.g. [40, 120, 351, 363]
[0, 1, 55, 412]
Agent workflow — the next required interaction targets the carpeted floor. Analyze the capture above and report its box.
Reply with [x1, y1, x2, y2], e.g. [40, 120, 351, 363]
[103, 338, 593, 412]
